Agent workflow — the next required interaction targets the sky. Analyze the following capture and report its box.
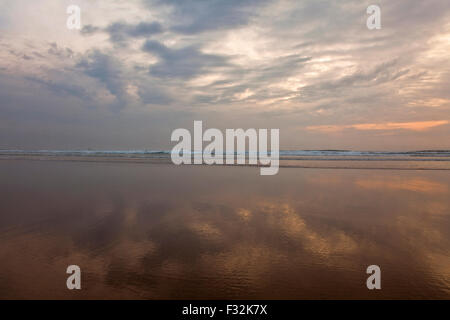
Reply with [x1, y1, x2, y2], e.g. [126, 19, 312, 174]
[0, 0, 449, 151]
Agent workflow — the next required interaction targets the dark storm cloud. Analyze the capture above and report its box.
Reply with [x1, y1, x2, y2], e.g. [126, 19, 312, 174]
[142, 40, 230, 79]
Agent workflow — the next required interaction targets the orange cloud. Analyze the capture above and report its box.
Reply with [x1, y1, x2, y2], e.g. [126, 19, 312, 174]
[306, 120, 449, 132]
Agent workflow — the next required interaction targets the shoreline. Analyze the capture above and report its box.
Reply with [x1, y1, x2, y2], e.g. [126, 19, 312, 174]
[1, 155, 450, 170]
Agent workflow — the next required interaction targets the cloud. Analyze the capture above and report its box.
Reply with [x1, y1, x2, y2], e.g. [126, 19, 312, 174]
[76, 50, 128, 109]
[106, 22, 163, 44]
[147, 0, 270, 34]
[142, 40, 230, 79]
[25, 75, 89, 99]
[0, 0, 449, 149]
[137, 82, 172, 105]
[80, 25, 101, 35]
[82, 21, 163, 45]
[306, 120, 449, 132]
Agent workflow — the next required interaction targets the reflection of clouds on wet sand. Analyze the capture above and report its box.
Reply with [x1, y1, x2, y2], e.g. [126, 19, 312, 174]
[422, 202, 449, 216]
[253, 202, 359, 257]
[355, 177, 448, 193]
[394, 212, 450, 296]
[0, 162, 449, 298]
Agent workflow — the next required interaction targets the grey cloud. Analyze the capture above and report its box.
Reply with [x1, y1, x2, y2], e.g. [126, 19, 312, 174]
[383, 0, 450, 29]
[137, 81, 173, 105]
[142, 40, 230, 79]
[148, 0, 270, 34]
[81, 25, 101, 35]
[250, 55, 312, 83]
[9, 50, 33, 61]
[76, 50, 172, 107]
[189, 54, 312, 105]
[1, 0, 450, 150]
[106, 22, 163, 44]
[81, 21, 163, 45]
[25, 75, 89, 100]
[298, 60, 409, 102]
[0, 73, 180, 149]
[76, 51, 127, 110]
[48, 43, 75, 59]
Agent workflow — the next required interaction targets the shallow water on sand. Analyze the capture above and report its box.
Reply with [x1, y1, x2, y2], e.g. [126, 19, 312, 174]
[0, 160, 449, 299]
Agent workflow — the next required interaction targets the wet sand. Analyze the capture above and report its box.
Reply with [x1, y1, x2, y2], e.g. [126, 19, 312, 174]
[0, 160, 449, 299]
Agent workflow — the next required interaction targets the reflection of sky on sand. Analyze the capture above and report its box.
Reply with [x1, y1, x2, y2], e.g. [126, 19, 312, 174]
[0, 162, 449, 298]
[356, 177, 449, 193]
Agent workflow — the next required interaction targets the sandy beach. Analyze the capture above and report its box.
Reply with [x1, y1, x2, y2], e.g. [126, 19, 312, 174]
[1, 0, 450, 308]
[0, 159, 448, 299]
